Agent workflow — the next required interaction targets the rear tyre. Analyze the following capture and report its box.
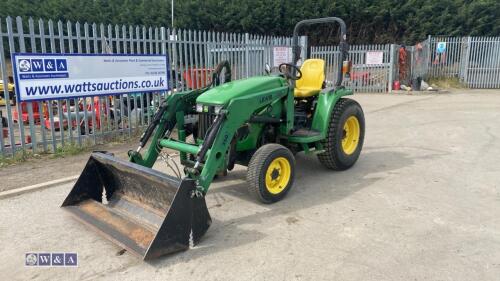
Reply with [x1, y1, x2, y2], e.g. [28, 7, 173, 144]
[247, 144, 295, 204]
[318, 98, 365, 170]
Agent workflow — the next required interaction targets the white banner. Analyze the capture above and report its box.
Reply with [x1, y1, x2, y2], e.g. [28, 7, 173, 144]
[12, 54, 169, 102]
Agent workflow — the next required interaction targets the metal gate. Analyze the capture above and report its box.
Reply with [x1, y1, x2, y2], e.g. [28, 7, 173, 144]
[310, 44, 393, 92]
[463, 37, 500, 88]
[427, 36, 469, 79]
[426, 36, 500, 88]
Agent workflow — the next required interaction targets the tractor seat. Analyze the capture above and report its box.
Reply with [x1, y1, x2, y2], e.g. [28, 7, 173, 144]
[294, 59, 325, 98]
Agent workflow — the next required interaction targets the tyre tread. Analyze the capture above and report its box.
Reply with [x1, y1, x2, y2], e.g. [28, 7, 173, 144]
[318, 98, 363, 170]
[247, 144, 294, 203]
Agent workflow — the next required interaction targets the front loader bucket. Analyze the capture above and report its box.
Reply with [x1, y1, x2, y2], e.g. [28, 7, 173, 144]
[61, 152, 211, 260]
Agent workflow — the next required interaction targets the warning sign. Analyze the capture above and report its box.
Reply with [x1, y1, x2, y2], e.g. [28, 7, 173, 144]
[366, 51, 384, 65]
[273, 47, 292, 67]
[436, 42, 446, 54]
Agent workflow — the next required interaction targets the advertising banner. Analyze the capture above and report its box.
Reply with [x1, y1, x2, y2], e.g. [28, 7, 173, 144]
[12, 53, 169, 102]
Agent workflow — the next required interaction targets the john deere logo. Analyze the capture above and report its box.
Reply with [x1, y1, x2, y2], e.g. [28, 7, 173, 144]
[259, 95, 272, 104]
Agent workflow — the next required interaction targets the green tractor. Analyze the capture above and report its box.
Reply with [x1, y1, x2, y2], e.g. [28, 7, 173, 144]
[62, 17, 365, 260]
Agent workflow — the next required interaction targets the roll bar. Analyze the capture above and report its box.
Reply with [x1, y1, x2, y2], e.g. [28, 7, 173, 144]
[291, 17, 349, 87]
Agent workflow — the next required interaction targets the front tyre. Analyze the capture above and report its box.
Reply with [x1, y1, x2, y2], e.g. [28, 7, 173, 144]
[247, 144, 295, 204]
[318, 98, 365, 170]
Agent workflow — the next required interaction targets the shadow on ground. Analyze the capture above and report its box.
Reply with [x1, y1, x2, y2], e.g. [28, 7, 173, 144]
[147, 149, 417, 267]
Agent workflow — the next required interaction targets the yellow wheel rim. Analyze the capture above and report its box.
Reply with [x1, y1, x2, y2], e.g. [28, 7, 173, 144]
[341, 116, 360, 155]
[265, 157, 291, 194]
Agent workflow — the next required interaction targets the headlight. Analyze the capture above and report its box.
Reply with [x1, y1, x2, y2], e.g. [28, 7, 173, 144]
[214, 105, 223, 114]
[196, 104, 223, 114]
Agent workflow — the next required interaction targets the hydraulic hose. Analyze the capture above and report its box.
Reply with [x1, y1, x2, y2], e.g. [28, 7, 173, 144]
[194, 111, 226, 168]
[137, 101, 169, 151]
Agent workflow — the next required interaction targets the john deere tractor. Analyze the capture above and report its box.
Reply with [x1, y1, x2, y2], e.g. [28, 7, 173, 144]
[62, 17, 365, 260]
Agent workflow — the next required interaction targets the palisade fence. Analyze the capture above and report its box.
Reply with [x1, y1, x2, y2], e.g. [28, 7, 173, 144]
[0, 16, 296, 156]
[427, 36, 500, 88]
[0, 16, 499, 157]
[310, 44, 394, 93]
[314, 36, 500, 91]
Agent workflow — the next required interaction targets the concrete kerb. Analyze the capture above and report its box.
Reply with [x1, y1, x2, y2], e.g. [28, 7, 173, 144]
[0, 175, 78, 200]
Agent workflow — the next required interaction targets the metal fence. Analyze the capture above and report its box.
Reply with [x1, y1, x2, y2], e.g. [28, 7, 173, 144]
[0, 16, 295, 156]
[408, 39, 430, 82]
[426, 36, 468, 79]
[426, 36, 500, 88]
[463, 37, 500, 88]
[1, 16, 499, 157]
[311, 44, 393, 92]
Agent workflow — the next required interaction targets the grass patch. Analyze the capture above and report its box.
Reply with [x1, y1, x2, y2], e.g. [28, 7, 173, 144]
[0, 143, 92, 168]
[0, 143, 90, 167]
[0, 134, 139, 168]
[0, 151, 42, 167]
[50, 143, 89, 159]
[428, 77, 465, 89]
[0, 142, 88, 167]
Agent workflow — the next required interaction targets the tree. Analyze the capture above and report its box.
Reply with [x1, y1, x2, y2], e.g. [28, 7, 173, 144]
[1, 0, 498, 44]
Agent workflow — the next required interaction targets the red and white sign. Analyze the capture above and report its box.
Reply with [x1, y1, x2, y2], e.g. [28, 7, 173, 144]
[273, 47, 292, 67]
[365, 51, 384, 65]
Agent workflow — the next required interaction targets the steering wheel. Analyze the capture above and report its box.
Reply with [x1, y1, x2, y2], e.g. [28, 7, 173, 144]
[211, 60, 232, 86]
[279, 63, 302, 81]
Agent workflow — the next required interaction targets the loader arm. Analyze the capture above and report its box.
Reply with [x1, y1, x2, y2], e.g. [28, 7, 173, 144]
[129, 88, 205, 167]
[195, 85, 289, 192]
[129, 60, 232, 167]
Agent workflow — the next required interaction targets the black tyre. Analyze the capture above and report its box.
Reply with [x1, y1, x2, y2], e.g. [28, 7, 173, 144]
[247, 144, 295, 204]
[318, 98, 365, 170]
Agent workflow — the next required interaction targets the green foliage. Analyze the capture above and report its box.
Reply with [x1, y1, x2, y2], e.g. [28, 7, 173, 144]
[0, 0, 498, 44]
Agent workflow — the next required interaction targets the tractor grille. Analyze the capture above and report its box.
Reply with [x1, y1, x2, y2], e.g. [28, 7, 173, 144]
[197, 112, 217, 139]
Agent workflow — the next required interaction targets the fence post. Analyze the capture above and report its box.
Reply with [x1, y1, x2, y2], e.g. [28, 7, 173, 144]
[17, 17, 38, 154]
[300, 35, 308, 63]
[426, 35, 432, 78]
[0, 19, 17, 155]
[388, 44, 395, 92]
[462, 36, 472, 87]
[245, 33, 250, 78]
[6, 17, 27, 153]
